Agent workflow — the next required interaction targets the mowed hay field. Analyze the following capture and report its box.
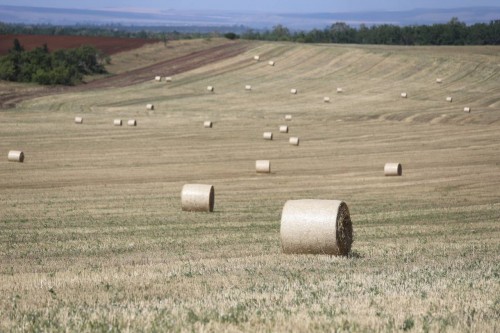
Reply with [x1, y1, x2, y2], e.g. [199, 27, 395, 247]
[1, 40, 500, 332]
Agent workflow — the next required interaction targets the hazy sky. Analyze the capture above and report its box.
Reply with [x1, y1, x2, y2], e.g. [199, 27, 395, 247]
[1, 0, 498, 12]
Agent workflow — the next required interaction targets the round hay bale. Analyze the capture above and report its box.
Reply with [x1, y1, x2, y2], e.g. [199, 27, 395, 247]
[8, 150, 24, 163]
[337, 87, 343, 93]
[324, 97, 330, 103]
[401, 92, 408, 98]
[207, 86, 214, 92]
[446, 97, 453, 102]
[436, 78, 443, 83]
[155, 76, 161, 82]
[204, 121, 213, 128]
[279, 125, 289, 133]
[165, 77, 172, 82]
[181, 184, 214, 212]
[384, 162, 402, 176]
[290, 89, 298, 95]
[263, 132, 273, 140]
[268, 61, 275, 66]
[289, 137, 300, 146]
[285, 115, 292, 121]
[256, 160, 271, 173]
[74, 117, 83, 124]
[280, 199, 353, 256]
[245, 85, 252, 91]
[146, 104, 154, 110]
[113, 119, 122, 126]
[127, 119, 137, 126]
[464, 107, 471, 113]
[254, 55, 260, 61]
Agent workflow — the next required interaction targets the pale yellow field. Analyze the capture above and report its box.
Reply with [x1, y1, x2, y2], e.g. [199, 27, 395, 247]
[1, 40, 499, 332]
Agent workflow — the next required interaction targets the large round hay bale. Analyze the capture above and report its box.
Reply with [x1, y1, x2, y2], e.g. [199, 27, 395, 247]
[207, 86, 214, 92]
[74, 117, 83, 124]
[245, 85, 252, 91]
[165, 77, 172, 82]
[181, 184, 214, 212]
[401, 92, 408, 98]
[279, 125, 289, 133]
[268, 61, 275, 66]
[384, 162, 402, 176]
[446, 97, 453, 102]
[254, 55, 260, 61]
[256, 160, 271, 173]
[289, 137, 300, 146]
[324, 97, 330, 103]
[204, 121, 213, 128]
[280, 199, 353, 256]
[436, 78, 443, 83]
[285, 115, 292, 121]
[464, 107, 471, 113]
[8, 150, 24, 163]
[290, 89, 298, 95]
[114, 119, 122, 126]
[263, 132, 273, 140]
[146, 104, 154, 110]
[337, 87, 343, 93]
[155, 76, 162, 82]
[127, 119, 137, 126]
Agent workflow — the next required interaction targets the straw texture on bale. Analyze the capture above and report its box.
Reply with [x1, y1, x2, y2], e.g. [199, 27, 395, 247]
[74, 117, 83, 124]
[113, 119, 122, 126]
[464, 107, 471, 113]
[245, 85, 252, 91]
[254, 55, 260, 61]
[279, 125, 289, 133]
[127, 119, 137, 126]
[204, 121, 213, 128]
[384, 162, 402, 176]
[165, 77, 172, 82]
[146, 104, 154, 110]
[155, 76, 161, 82]
[256, 160, 271, 173]
[289, 137, 300, 146]
[181, 184, 214, 212]
[8, 150, 24, 163]
[263, 132, 273, 140]
[401, 92, 408, 98]
[436, 78, 443, 83]
[290, 89, 298, 95]
[324, 97, 330, 103]
[285, 115, 292, 121]
[280, 199, 353, 256]
[207, 86, 214, 92]
[337, 88, 343, 93]
[268, 61, 275, 66]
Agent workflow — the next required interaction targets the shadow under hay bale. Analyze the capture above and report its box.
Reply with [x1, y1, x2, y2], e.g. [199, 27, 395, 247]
[280, 199, 353, 256]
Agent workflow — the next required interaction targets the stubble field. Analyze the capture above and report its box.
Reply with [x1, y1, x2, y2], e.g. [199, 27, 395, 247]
[0, 39, 499, 332]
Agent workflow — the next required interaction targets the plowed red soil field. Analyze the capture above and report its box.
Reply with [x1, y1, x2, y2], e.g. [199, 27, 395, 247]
[0, 34, 159, 55]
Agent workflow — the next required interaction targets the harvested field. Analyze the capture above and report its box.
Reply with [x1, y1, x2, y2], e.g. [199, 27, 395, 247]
[0, 40, 499, 332]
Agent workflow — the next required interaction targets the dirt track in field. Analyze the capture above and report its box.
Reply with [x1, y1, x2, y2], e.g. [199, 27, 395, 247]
[0, 41, 248, 109]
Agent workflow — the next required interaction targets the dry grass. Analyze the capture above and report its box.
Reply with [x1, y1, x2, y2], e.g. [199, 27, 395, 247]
[0, 41, 499, 332]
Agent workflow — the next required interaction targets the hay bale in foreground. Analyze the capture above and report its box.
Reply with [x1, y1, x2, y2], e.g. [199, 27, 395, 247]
[155, 76, 161, 82]
[113, 119, 122, 126]
[127, 119, 137, 126]
[146, 104, 154, 110]
[245, 85, 252, 91]
[464, 107, 471, 113]
[165, 77, 172, 82]
[446, 97, 453, 102]
[384, 162, 402, 176]
[337, 87, 343, 93]
[256, 160, 271, 173]
[289, 137, 300, 146]
[74, 117, 83, 124]
[285, 115, 292, 121]
[290, 89, 298, 95]
[181, 184, 214, 212]
[279, 125, 289, 133]
[280, 199, 353, 256]
[269, 61, 275, 66]
[8, 150, 24, 163]
[254, 55, 260, 61]
[207, 86, 214, 92]
[204, 121, 213, 128]
[401, 92, 408, 98]
[263, 132, 273, 140]
[324, 97, 330, 103]
[436, 78, 443, 83]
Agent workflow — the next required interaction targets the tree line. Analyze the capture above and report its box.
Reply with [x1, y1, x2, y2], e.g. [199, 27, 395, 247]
[241, 18, 500, 45]
[0, 39, 108, 85]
